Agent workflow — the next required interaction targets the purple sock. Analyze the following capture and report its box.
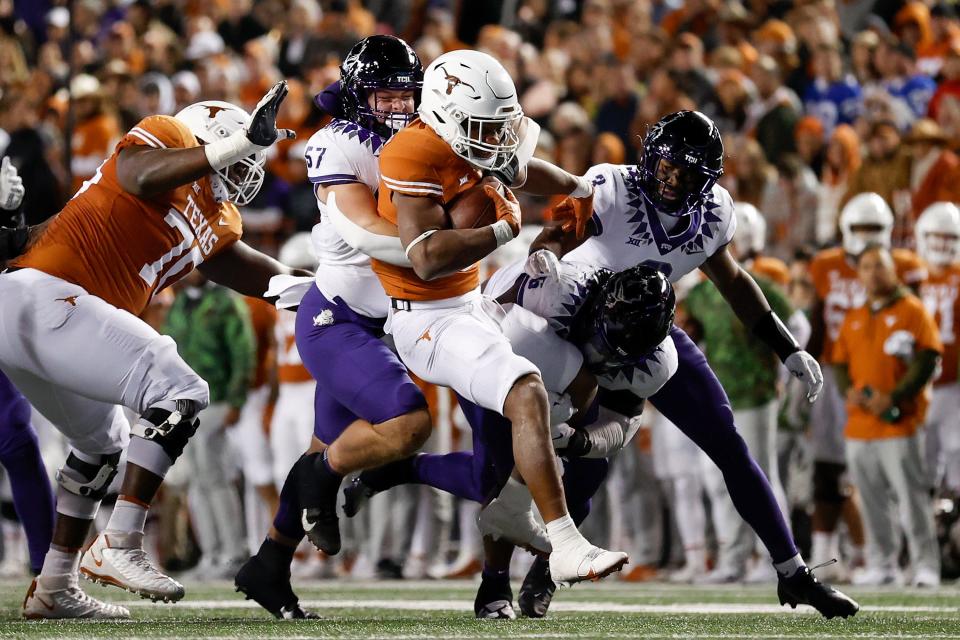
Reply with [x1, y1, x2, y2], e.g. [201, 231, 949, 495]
[0, 378, 54, 574]
[562, 457, 609, 525]
[412, 453, 486, 502]
[272, 455, 308, 541]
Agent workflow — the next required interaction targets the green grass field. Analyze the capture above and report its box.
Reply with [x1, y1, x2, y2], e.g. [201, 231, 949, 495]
[2, 578, 959, 639]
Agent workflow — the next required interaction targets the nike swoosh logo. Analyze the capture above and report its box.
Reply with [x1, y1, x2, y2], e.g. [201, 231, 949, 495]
[36, 595, 55, 611]
[301, 511, 316, 532]
[218, 216, 230, 227]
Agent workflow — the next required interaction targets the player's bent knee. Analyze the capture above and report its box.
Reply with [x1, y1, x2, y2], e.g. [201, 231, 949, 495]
[136, 336, 210, 413]
[57, 450, 121, 500]
[131, 399, 202, 463]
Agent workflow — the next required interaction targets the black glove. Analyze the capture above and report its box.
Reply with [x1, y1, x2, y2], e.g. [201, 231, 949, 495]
[247, 81, 296, 146]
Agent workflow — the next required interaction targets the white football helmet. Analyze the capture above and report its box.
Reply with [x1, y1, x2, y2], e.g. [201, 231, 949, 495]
[418, 50, 523, 171]
[839, 192, 894, 256]
[732, 201, 766, 258]
[175, 100, 265, 206]
[915, 202, 960, 267]
[279, 232, 317, 270]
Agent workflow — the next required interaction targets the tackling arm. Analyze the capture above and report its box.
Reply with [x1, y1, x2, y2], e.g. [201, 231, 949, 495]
[199, 241, 313, 299]
[116, 145, 213, 198]
[318, 183, 411, 267]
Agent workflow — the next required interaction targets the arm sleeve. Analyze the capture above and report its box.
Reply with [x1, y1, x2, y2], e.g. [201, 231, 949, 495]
[223, 295, 256, 409]
[116, 115, 194, 152]
[325, 191, 411, 267]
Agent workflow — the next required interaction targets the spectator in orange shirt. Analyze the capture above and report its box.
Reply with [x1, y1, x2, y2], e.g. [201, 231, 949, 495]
[833, 245, 942, 587]
[69, 74, 120, 195]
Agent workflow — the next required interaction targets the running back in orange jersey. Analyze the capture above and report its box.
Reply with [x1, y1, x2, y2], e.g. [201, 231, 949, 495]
[920, 264, 960, 385]
[14, 115, 242, 316]
[372, 120, 483, 301]
[810, 247, 927, 362]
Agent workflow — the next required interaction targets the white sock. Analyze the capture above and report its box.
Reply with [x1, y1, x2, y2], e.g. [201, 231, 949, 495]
[106, 497, 148, 534]
[773, 553, 806, 578]
[497, 476, 533, 512]
[545, 513, 586, 551]
[685, 546, 706, 571]
[39, 546, 80, 578]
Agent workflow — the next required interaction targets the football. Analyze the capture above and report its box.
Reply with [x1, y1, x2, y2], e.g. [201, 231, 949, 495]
[447, 178, 501, 230]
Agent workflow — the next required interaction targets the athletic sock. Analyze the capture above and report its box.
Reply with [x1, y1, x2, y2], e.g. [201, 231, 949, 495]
[358, 456, 420, 493]
[105, 496, 148, 534]
[257, 537, 296, 571]
[545, 514, 587, 552]
[39, 546, 80, 579]
[774, 553, 806, 578]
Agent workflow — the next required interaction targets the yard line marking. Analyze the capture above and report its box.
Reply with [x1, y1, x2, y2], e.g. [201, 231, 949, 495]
[120, 598, 960, 615]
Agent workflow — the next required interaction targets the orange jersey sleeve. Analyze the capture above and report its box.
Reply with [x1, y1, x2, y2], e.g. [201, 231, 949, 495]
[751, 255, 790, 287]
[892, 249, 928, 286]
[15, 115, 242, 315]
[372, 121, 484, 301]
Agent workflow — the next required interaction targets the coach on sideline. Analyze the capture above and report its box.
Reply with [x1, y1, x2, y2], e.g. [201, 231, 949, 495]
[833, 244, 942, 587]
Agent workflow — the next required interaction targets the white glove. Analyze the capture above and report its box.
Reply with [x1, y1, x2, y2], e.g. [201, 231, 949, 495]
[524, 248, 561, 281]
[0, 156, 24, 211]
[785, 350, 823, 403]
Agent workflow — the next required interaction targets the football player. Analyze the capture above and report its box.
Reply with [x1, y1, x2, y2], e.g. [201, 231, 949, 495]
[915, 202, 960, 494]
[535, 110, 858, 618]
[807, 193, 926, 581]
[369, 48, 627, 585]
[0, 82, 308, 618]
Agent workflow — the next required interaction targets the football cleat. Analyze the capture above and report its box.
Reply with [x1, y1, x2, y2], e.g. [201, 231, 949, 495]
[518, 556, 556, 618]
[474, 574, 517, 620]
[79, 531, 184, 602]
[301, 508, 341, 556]
[22, 575, 130, 619]
[342, 476, 376, 518]
[478, 497, 551, 556]
[235, 554, 319, 620]
[777, 566, 860, 619]
[549, 542, 628, 587]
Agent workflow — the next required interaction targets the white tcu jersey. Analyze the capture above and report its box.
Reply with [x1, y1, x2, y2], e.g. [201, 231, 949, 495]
[305, 119, 390, 318]
[485, 258, 677, 398]
[564, 164, 737, 282]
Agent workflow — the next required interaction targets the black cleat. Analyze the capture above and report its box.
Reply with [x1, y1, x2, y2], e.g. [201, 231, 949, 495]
[342, 476, 377, 518]
[301, 507, 341, 556]
[474, 574, 516, 619]
[518, 556, 556, 618]
[777, 566, 860, 619]
[234, 554, 319, 620]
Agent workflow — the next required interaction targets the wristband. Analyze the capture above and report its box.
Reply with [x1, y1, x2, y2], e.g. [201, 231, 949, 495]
[491, 219, 515, 246]
[569, 175, 593, 198]
[752, 309, 801, 362]
[203, 129, 263, 171]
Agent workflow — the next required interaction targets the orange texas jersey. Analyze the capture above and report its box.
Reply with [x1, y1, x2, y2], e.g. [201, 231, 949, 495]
[245, 296, 278, 389]
[920, 264, 960, 386]
[70, 113, 121, 194]
[810, 247, 927, 363]
[750, 255, 790, 287]
[372, 120, 483, 301]
[275, 308, 312, 384]
[15, 115, 242, 316]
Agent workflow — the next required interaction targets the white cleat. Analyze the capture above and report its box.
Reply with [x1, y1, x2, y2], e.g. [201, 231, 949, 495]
[478, 497, 551, 555]
[22, 575, 130, 619]
[80, 531, 185, 602]
[549, 543, 629, 587]
[911, 566, 941, 588]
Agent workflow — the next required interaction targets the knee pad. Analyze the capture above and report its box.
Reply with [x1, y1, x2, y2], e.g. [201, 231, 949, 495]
[131, 399, 201, 463]
[813, 460, 848, 504]
[56, 450, 121, 500]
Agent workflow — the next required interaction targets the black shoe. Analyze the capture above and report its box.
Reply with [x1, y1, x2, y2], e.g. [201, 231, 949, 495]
[342, 476, 376, 518]
[235, 554, 319, 620]
[375, 558, 404, 580]
[297, 453, 342, 555]
[301, 507, 341, 556]
[777, 566, 859, 619]
[474, 574, 516, 619]
[518, 556, 556, 618]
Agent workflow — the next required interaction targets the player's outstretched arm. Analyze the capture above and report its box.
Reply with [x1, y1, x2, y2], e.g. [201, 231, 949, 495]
[115, 145, 213, 198]
[398, 180, 519, 281]
[199, 240, 313, 299]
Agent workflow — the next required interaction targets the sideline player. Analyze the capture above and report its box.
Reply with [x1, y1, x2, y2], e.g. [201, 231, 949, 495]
[807, 193, 926, 580]
[1, 82, 308, 618]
